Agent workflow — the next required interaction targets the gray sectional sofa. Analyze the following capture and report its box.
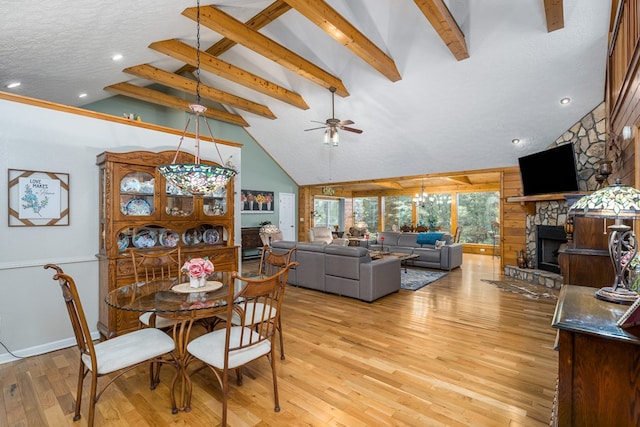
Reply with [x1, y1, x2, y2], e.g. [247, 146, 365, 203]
[368, 232, 463, 270]
[270, 241, 401, 302]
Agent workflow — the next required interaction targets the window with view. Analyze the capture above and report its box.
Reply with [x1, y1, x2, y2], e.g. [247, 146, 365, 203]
[313, 198, 344, 230]
[416, 193, 452, 232]
[353, 197, 379, 233]
[382, 196, 412, 231]
[456, 192, 499, 244]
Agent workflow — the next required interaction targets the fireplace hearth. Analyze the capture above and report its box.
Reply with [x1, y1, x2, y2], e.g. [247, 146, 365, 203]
[536, 225, 567, 274]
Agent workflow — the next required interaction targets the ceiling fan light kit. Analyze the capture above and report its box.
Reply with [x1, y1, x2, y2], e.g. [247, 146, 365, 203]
[306, 87, 362, 145]
[157, 0, 236, 196]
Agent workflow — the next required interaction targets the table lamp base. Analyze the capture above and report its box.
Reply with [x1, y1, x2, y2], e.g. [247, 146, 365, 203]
[595, 286, 639, 304]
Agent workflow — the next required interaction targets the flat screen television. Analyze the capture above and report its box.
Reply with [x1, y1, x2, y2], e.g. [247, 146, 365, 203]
[518, 143, 579, 196]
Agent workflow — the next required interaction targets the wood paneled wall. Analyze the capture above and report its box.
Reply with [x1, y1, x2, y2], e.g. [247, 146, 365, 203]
[501, 167, 527, 268]
[608, 0, 639, 185]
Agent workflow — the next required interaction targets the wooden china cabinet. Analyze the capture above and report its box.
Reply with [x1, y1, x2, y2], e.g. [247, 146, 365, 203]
[96, 150, 238, 339]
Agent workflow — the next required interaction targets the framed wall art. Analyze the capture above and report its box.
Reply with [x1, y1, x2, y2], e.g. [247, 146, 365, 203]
[8, 169, 70, 226]
[240, 189, 274, 213]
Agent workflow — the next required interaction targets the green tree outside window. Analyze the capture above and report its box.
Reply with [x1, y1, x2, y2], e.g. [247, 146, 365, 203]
[457, 192, 499, 244]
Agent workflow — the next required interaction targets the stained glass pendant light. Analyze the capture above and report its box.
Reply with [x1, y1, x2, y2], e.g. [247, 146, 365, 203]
[157, 0, 236, 196]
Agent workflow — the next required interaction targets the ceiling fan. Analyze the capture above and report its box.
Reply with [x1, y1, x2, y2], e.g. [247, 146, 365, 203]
[305, 87, 363, 146]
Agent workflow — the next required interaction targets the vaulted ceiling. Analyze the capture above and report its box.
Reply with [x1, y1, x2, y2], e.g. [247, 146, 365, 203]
[0, 1, 612, 188]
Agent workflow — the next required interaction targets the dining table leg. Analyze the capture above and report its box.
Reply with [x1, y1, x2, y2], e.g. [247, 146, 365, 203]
[170, 319, 196, 413]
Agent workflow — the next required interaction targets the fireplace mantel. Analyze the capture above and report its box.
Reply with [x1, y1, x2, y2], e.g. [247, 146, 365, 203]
[507, 193, 589, 215]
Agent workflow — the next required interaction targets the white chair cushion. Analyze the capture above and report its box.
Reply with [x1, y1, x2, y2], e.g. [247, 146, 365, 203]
[217, 302, 276, 326]
[139, 311, 176, 329]
[187, 326, 271, 369]
[82, 328, 175, 375]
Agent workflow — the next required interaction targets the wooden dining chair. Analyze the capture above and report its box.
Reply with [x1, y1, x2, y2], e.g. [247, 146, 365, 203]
[45, 264, 177, 427]
[186, 263, 297, 426]
[258, 246, 296, 359]
[131, 247, 182, 329]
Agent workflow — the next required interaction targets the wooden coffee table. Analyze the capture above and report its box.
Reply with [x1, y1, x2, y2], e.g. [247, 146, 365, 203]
[369, 251, 419, 272]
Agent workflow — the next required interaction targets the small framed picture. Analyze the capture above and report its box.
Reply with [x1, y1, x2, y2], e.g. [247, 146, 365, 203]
[240, 189, 274, 213]
[8, 169, 70, 226]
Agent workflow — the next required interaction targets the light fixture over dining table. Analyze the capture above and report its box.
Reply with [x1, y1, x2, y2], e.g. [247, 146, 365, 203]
[157, 0, 237, 196]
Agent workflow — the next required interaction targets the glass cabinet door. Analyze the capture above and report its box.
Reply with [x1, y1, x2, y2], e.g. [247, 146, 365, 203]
[165, 183, 194, 217]
[203, 188, 227, 216]
[119, 171, 155, 216]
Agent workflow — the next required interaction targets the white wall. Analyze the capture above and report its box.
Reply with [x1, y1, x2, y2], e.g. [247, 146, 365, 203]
[0, 97, 241, 364]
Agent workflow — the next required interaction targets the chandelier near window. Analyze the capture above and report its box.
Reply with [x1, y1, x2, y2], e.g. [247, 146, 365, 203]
[157, 0, 237, 196]
[413, 180, 428, 207]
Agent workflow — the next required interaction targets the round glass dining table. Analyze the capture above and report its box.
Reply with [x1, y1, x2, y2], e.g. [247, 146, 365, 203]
[105, 271, 235, 413]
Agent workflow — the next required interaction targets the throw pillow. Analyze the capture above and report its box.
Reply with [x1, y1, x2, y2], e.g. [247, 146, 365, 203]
[435, 240, 445, 249]
[416, 232, 445, 245]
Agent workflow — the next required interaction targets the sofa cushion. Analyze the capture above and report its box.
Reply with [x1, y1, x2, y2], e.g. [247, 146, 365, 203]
[397, 233, 421, 248]
[325, 246, 370, 281]
[412, 247, 441, 263]
[377, 232, 401, 246]
[417, 232, 444, 245]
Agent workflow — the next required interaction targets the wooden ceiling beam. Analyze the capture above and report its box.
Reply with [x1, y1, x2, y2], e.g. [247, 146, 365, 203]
[282, 0, 401, 82]
[123, 64, 276, 119]
[183, 5, 349, 97]
[176, 1, 292, 75]
[374, 181, 405, 190]
[543, 0, 564, 32]
[149, 39, 309, 110]
[413, 0, 469, 61]
[104, 82, 249, 127]
[446, 175, 472, 184]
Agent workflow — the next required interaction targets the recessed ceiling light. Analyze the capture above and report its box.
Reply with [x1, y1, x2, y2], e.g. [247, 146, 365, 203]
[112, 54, 123, 61]
[560, 97, 571, 105]
[6, 82, 21, 89]
[512, 139, 521, 145]
[78, 93, 88, 98]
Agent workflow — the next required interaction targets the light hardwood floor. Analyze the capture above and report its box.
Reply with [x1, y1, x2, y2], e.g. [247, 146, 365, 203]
[0, 254, 559, 426]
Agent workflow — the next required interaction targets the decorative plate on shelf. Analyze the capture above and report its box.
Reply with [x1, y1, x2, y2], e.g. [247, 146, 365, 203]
[125, 198, 152, 215]
[159, 230, 179, 247]
[120, 177, 141, 193]
[133, 228, 157, 248]
[182, 228, 202, 245]
[139, 179, 155, 194]
[202, 228, 220, 244]
[166, 183, 191, 196]
[117, 232, 129, 252]
[172, 281, 223, 293]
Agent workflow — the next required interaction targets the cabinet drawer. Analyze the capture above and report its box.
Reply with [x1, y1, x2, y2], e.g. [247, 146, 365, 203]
[205, 247, 236, 267]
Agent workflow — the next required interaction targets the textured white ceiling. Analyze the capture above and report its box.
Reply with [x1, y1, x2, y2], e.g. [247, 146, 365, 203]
[0, 0, 611, 185]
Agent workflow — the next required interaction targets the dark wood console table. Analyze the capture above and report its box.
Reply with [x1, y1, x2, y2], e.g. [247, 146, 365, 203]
[241, 227, 262, 260]
[552, 285, 640, 426]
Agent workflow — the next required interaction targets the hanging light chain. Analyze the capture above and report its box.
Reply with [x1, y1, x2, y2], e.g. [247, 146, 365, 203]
[195, 0, 201, 104]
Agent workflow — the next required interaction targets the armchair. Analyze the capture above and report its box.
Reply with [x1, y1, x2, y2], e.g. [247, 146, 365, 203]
[308, 226, 349, 246]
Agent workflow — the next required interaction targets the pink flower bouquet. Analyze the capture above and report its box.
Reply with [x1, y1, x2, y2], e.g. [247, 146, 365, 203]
[182, 257, 214, 279]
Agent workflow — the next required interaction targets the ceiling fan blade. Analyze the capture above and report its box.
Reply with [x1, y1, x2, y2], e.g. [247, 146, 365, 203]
[310, 120, 328, 125]
[340, 126, 363, 134]
[339, 119, 354, 126]
[304, 126, 328, 131]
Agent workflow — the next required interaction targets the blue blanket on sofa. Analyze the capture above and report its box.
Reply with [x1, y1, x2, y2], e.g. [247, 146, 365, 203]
[416, 232, 444, 245]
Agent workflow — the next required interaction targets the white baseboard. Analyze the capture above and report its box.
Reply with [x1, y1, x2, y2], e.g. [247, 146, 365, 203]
[0, 331, 101, 365]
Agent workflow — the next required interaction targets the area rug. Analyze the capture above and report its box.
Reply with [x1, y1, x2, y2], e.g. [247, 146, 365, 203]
[401, 269, 447, 291]
[481, 279, 559, 300]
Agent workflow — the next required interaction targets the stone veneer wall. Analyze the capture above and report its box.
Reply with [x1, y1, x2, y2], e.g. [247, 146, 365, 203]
[525, 103, 605, 267]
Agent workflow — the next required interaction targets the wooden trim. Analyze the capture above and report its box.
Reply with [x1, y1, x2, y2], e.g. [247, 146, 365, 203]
[0, 91, 243, 148]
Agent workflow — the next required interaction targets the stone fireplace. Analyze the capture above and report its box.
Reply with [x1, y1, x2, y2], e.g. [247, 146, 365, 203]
[504, 102, 606, 290]
[536, 225, 567, 274]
